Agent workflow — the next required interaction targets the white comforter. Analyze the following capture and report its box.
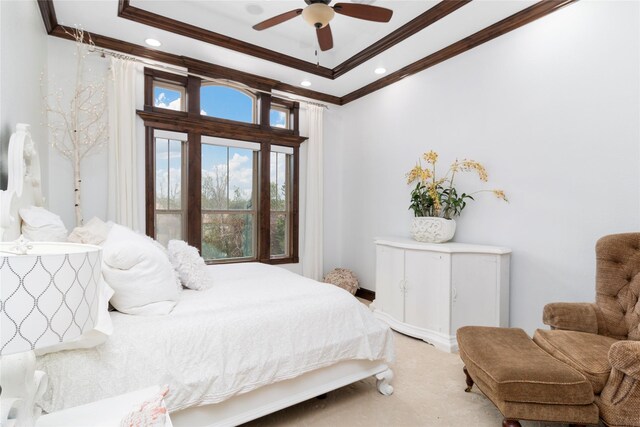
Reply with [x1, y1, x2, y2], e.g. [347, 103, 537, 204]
[37, 263, 394, 413]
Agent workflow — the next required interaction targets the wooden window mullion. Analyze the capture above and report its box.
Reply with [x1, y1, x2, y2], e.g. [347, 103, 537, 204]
[291, 146, 299, 263]
[292, 103, 300, 136]
[260, 93, 272, 130]
[145, 126, 155, 237]
[187, 76, 201, 118]
[187, 132, 202, 251]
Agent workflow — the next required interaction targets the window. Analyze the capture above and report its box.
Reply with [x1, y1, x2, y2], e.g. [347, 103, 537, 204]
[200, 84, 256, 123]
[270, 146, 293, 257]
[142, 70, 302, 265]
[201, 138, 258, 261]
[270, 106, 289, 129]
[153, 130, 186, 246]
[153, 81, 186, 112]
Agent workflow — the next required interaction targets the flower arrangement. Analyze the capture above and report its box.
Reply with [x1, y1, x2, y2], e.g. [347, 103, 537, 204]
[406, 150, 507, 220]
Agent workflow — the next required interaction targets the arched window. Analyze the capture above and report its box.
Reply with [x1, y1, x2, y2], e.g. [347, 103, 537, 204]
[144, 68, 301, 265]
[200, 84, 257, 124]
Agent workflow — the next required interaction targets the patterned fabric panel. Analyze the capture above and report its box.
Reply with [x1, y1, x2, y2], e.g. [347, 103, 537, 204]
[0, 250, 102, 354]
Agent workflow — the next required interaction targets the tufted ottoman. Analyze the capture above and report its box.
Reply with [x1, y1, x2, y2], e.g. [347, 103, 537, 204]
[457, 326, 599, 427]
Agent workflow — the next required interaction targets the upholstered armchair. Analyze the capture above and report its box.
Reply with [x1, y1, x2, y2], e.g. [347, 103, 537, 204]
[534, 233, 640, 427]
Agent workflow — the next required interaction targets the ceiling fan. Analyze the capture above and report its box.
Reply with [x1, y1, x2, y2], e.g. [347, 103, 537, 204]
[252, 0, 393, 52]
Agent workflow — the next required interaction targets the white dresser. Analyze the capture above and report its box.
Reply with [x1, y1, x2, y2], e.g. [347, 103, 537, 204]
[372, 237, 511, 352]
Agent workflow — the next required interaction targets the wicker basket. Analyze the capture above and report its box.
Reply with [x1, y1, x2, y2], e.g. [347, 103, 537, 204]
[323, 268, 359, 295]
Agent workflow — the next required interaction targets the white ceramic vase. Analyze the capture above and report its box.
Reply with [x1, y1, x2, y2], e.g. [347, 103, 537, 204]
[410, 217, 456, 243]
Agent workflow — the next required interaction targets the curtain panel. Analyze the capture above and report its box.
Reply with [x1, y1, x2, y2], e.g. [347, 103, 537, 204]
[302, 104, 324, 281]
[107, 58, 139, 231]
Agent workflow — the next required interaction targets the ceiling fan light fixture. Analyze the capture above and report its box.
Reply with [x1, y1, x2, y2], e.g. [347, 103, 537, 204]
[301, 3, 335, 28]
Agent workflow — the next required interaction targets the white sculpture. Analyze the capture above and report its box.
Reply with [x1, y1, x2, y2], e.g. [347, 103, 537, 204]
[0, 352, 48, 427]
[43, 26, 107, 226]
[0, 124, 44, 241]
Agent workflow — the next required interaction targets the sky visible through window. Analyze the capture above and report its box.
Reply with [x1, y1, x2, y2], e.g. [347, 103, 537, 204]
[201, 85, 253, 123]
[270, 109, 287, 128]
[201, 143, 254, 207]
[154, 86, 182, 111]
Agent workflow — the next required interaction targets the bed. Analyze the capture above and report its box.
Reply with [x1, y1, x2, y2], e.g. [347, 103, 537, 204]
[0, 124, 395, 427]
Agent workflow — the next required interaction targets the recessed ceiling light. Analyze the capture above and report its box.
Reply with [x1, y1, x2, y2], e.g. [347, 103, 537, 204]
[374, 67, 387, 75]
[145, 38, 162, 47]
[300, 80, 312, 87]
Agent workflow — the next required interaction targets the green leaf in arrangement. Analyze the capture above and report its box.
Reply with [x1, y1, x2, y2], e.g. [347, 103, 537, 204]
[405, 150, 507, 219]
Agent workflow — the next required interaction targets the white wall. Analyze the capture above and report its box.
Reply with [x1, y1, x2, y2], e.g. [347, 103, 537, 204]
[0, 0, 48, 194]
[322, 104, 344, 275]
[327, 0, 640, 333]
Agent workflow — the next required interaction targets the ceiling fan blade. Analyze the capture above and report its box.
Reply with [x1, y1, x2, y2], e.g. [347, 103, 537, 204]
[332, 3, 393, 22]
[316, 24, 333, 52]
[316, 24, 333, 51]
[253, 9, 303, 31]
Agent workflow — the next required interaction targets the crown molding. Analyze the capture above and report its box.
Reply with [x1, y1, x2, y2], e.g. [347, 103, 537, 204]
[48, 24, 342, 105]
[332, 0, 471, 78]
[341, 0, 578, 104]
[39, 0, 579, 106]
[118, 0, 334, 79]
[117, 0, 470, 80]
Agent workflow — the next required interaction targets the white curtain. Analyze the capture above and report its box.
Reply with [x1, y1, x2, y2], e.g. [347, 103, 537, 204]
[107, 58, 139, 230]
[302, 104, 324, 280]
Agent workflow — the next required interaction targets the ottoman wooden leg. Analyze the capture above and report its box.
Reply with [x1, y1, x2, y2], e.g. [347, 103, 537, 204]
[463, 366, 474, 392]
[502, 419, 521, 427]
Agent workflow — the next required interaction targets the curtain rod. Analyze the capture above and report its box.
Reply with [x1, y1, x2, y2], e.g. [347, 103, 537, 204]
[93, 46, 329, 109]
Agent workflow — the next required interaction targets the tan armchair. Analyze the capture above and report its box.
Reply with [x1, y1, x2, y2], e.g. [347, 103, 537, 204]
[534, 233, 640, 427]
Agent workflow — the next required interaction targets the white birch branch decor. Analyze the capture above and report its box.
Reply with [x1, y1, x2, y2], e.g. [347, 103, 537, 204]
[43, 26, 107, 226]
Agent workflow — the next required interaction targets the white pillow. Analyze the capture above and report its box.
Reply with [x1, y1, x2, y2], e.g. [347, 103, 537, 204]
[19, 206, 68, 242]
[167, 240, 213, 290]
[68, 217, 111, 245]
[102, 224, 179, 315]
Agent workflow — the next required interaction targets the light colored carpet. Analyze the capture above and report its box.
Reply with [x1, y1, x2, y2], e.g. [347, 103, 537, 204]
[244, 301, 595, 426]
[244, 331, 512, 427]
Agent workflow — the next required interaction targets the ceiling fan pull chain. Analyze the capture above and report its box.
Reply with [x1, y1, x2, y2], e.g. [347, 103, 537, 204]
[315, 49, 319, 67]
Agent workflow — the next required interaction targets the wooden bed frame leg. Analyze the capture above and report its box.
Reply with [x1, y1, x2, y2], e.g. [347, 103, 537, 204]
[375, 368, 394, 396]
[502, 419, 522, 427]
[463, 366, 474, 392]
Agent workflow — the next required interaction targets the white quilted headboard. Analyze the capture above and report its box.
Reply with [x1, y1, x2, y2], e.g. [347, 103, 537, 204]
[0, 123, 44, 241]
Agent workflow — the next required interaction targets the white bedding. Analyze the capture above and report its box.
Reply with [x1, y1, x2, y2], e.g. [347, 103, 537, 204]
[37, 263, 394, 413]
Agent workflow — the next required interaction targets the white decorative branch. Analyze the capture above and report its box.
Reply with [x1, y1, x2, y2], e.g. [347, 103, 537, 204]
[43, 26, 107, 226]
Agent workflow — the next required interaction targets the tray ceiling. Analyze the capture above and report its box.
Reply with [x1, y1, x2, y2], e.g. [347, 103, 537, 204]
[47, 0, 574, 103]
[130, 0, 437, 68]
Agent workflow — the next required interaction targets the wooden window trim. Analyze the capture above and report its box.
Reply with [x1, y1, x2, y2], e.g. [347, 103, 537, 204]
[271, 96, 299, 135]
[142, 68, 304, 265]
[145, 70, 188, 113]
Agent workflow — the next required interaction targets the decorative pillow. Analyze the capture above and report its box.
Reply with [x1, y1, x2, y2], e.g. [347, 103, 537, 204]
[19, 206, 68, 242]
[167, 240, 213, 290]
[68, 216, 111, 245]
[120, 385, 170, 427]
[102, 224, 179, 315]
